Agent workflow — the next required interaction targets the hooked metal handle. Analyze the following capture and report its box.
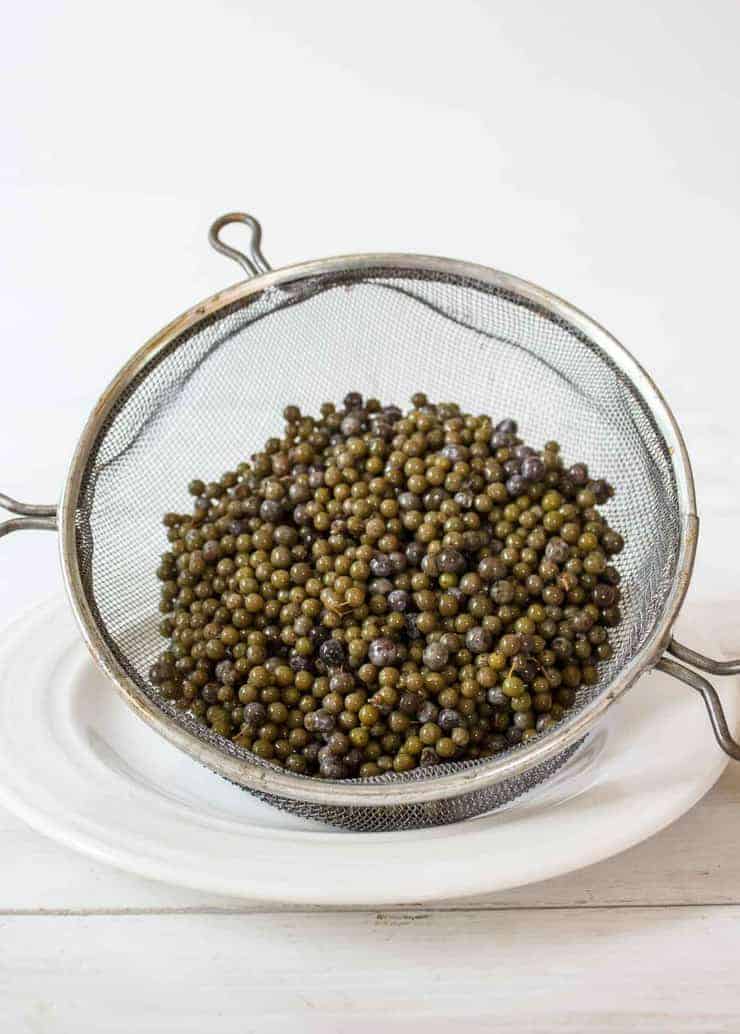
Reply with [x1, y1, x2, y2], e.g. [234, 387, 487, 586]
[657, 638, 740, 760]
[208, 213, 272, 279]
[0, 493, 57, 539]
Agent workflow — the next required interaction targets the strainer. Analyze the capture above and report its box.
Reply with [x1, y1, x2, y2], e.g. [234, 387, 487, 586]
[2, 211, 739, 832]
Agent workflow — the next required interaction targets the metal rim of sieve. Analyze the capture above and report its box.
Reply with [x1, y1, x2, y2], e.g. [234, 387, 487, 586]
[2, 210, 739, 815]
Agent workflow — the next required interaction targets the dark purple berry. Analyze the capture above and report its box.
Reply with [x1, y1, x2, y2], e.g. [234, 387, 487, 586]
[436, 548, 465, 574]
[388, 589, 410, 612]
[521, 456, 545, 482]
[405, 541, 425, 566]
[545, 538, 569, 564]
[506, 474, 528, 497]
[368, 637, 399, 667]
[319, 638, 346, 668]
[438, 708, 462, 732]
[243, 702, 267, 728]
[309, 626, 330, 649]
[259, 499, 283, 522]
[340, 414, 363, 436]
[487, 687, 508, 707]
[388, 551, 407, 573]
[465, 626, 492, 654]
[320, 757, 345, 779]
[568, 462, 589, 485]
[215, 660, 237, 685]
[305, 708, 336, 734]
[399, 691, 421, 716]
[418, 700, 439, 723]
[370, 553, 394, 578]
[405, 613, 422, 640]
[442, 443, 469, 463]
[513, 656, 539, 684]
[398, 492, 422, 511]
[303, 741, 321, 764]
[592, 479, 613, 504]
[423, 642, 449, 670]
[289, 652, 313, 672]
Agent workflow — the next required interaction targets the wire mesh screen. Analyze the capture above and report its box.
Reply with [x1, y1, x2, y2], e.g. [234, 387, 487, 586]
[73, 267, 682, 830]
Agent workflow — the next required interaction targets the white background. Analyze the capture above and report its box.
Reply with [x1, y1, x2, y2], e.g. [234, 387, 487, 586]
[2, 0, 739, 626]
[2, 5, 740, 1031]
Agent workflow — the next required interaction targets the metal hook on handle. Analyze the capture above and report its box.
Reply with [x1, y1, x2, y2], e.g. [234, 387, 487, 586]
[657, 637, 740, 760]
[0, 492, 57, 540]
[208, 213, 272, 279]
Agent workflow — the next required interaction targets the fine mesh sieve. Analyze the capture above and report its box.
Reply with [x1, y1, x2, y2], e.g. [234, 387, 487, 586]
[2, 211, 739, 832]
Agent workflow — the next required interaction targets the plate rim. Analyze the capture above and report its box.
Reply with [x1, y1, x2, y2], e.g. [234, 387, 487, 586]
[0, 596, 732, 906]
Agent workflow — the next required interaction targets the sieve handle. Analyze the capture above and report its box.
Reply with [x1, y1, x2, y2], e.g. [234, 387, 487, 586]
[208, 213, 272, 278]
[0, 493, 57, 539]
[657, 638, 740, 760]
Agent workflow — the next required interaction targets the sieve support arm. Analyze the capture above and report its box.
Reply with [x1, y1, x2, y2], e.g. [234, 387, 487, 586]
[208, 213, 272, 279]
[0, 493, 57, 539]
[658, 641, 740, 760]
[667, 638, 740, 677]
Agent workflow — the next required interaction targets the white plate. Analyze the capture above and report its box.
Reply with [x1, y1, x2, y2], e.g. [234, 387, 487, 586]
[0, 597, 735, 905]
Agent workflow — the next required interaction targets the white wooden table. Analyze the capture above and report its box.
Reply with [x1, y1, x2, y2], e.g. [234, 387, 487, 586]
[2, 763, 740, 1033]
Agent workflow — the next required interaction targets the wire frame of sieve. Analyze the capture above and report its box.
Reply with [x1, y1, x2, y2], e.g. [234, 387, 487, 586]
[49, 250, 698, 823]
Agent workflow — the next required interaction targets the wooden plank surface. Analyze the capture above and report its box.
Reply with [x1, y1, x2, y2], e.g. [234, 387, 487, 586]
[2, 908, 739, 1034]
